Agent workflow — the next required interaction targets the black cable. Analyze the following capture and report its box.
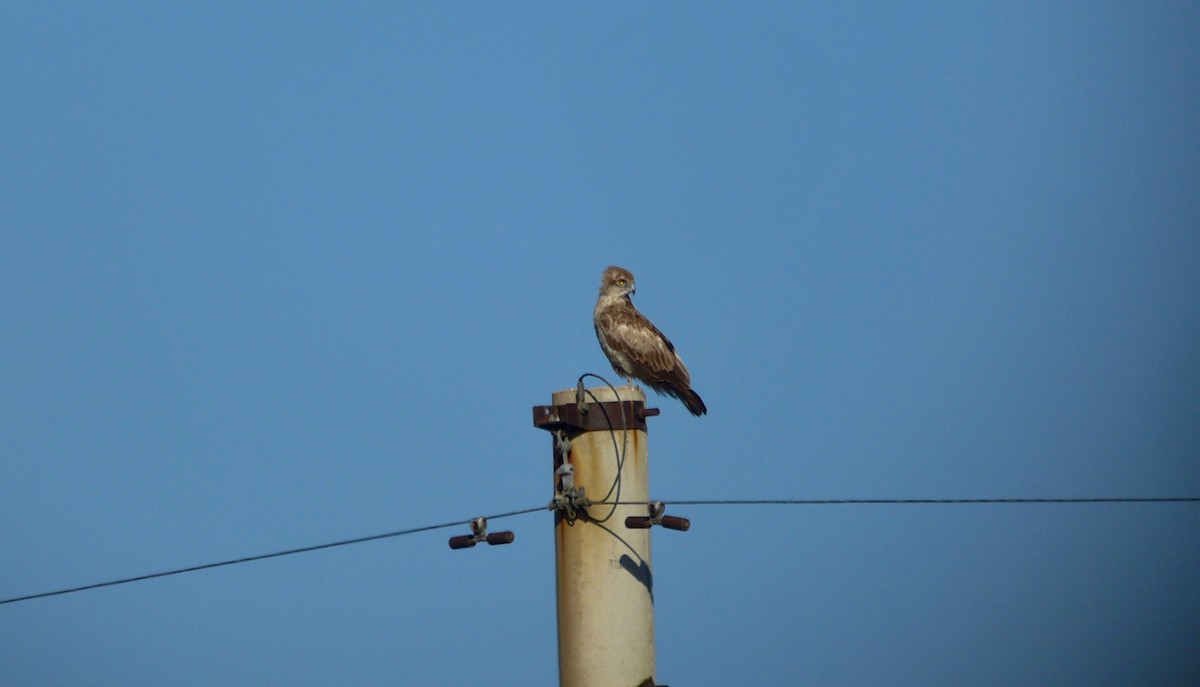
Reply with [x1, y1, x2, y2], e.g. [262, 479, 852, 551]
[6, 497, 1196, 607]
[576, 373, 630, 524]
[0, 505, 547, 607]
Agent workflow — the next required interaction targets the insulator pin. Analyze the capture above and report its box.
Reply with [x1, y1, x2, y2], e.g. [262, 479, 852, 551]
[448, 517, 515, 550]
[624, 501, 690, 532]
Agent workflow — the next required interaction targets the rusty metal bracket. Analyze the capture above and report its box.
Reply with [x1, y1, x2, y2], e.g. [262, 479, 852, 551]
[533, 399, 659, 433]
[448, 517, 515, 550]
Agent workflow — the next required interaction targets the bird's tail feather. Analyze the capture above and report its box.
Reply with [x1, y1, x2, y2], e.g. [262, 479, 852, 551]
[682, 389, 707, 416]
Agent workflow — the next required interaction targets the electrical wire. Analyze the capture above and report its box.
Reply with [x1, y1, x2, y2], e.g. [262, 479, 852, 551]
[576, 372, 630, 524]
[4, 497, 1197, 607]
[0, 505, 548, 607]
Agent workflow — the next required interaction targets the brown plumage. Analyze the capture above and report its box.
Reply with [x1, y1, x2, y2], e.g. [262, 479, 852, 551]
[593, 265, 707, 416]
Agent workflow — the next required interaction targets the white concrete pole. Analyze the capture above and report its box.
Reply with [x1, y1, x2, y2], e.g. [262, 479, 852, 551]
[549, 384, 655, 687]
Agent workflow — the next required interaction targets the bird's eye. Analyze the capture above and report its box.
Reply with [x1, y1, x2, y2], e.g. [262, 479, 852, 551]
[616, 279, 626, 286]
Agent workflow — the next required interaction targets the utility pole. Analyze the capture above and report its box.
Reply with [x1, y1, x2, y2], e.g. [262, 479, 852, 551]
[533, 384, 663, 687]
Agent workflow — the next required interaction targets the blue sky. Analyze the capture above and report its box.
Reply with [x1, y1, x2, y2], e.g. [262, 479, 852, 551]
[3, 3, 1198, 685]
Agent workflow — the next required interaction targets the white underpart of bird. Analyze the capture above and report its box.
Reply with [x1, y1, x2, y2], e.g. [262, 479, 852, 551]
[593, 265, 707, 416]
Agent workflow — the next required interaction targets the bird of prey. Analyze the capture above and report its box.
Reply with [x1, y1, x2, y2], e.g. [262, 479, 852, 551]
[593, 265, 707, 416]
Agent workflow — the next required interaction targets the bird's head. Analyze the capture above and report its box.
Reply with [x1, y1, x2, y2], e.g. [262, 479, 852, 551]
[600, 265, 636, 298]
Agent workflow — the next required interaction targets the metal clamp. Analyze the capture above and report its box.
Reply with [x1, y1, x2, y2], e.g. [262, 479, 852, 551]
[552, 462, 591, 523]
[625, 501, 690, 531]
[575, 378, 589, 414]
[448, 517, 515, 550]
